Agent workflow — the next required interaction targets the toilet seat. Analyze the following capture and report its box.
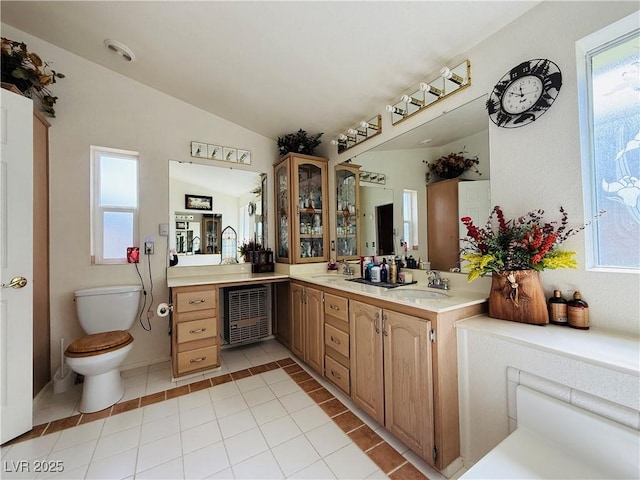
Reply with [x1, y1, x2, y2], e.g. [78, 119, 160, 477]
[65, 330, 133, 358]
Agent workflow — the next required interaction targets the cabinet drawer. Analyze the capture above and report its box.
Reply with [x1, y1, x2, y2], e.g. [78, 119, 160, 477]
[324, 293, 348, 323]
[177, 317, 216, 344]
[324, 324, 349, 358]
[176, 289, 217, 313]
[325, 355, 350, 395]
[177, 345, 218, 374]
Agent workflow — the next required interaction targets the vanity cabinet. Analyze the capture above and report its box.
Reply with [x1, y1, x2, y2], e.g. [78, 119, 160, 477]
[335, 163, 360, 260]
[323, 292, 350, 394]
[290, 282, 324, 374]
[350, 300, 433, 460]
[170, 285, 220, 377]
[274, 153, 329, 264]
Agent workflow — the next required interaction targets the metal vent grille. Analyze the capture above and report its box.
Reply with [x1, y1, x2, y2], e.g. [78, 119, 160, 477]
[226, 286, 269, 345]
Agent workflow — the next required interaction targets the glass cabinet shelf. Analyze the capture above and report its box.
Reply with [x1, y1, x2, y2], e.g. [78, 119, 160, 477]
[274, 153, 329, 264]
[335, 163, 361, 260]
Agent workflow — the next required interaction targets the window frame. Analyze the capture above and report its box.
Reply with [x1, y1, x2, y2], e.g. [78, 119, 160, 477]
[90, 146, 140, 265]
[402, 189, 418, 250]
[576, 12, 640, 273]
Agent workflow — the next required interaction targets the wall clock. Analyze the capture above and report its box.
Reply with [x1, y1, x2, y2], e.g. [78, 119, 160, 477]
[486, 58, 562, 128]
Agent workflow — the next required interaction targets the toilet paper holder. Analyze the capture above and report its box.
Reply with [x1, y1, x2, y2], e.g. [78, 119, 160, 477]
[156, 302, 174, 317]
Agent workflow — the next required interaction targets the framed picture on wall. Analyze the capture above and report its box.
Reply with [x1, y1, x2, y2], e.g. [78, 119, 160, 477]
[207, 144, 223, 160]
[237, 149, 251, 164]
[185, 194, 212, 211]
[191, 141, 207, 158]
[223, 147, 237, 163]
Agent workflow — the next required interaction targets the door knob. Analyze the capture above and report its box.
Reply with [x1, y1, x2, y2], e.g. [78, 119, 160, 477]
[1, 276, 28, 289]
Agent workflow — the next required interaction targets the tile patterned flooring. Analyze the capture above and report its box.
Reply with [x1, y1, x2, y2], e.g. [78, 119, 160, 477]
[1, 340, 444, 479]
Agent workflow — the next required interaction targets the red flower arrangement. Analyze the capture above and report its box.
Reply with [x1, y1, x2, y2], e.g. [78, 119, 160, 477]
[460, 206, 595, 281]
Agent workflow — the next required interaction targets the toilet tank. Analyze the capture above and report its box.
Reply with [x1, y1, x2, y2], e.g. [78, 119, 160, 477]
[74, 285, 142, 334]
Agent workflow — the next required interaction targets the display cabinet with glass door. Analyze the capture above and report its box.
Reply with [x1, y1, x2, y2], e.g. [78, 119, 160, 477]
[274, 153, 329, 264]
[202, 214, 222, 254]
[335, 163, 360, 260]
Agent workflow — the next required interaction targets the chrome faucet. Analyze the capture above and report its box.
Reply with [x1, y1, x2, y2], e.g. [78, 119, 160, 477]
[427, 270, 450, 290]
[341, 260, 354, 276]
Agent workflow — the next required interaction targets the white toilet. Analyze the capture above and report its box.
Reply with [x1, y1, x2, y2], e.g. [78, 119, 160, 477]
[65, 285, 141, 413]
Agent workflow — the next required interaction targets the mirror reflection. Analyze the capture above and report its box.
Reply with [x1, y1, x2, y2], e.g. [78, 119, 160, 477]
[350, 95, 490, 266]
[169, 160, 263, 266]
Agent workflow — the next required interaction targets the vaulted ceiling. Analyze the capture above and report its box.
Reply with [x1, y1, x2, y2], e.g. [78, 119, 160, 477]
[1, 1, 541, 143]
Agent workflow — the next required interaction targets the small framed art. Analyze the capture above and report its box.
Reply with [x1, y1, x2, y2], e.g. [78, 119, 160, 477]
[191, 141, 207, 158]
[207, 144, 223, 160]
[185, 194, 212, 211]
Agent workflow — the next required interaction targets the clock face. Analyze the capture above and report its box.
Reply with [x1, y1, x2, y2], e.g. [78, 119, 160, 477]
[487, 59, 562, 128]
[501, 75, 543, 114]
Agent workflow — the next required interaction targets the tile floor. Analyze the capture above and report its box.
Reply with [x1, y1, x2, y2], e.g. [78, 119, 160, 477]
[1, 339, 445, 480]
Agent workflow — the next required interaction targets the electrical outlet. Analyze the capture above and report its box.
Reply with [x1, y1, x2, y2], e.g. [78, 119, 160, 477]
[145, 242, 154, 255]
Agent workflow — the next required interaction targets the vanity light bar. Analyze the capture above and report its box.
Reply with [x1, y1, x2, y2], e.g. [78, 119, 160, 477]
[387, 59, 471, 126]
[331, 114, 382, 155]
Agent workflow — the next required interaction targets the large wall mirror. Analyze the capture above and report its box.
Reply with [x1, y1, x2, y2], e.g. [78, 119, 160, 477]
[351, 94, 490, 266]
[169, 160, 265, 266]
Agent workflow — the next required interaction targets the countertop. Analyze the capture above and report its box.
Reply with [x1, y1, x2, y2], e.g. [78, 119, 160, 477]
[167, 264, 489, 314]
[288, 272, 488, 314]
[167, 271, 289, 288]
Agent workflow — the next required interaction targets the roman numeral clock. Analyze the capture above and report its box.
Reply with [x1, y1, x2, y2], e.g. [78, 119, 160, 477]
[487, 58, 562, 128]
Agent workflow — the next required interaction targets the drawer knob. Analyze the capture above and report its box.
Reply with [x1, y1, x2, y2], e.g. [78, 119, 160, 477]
[189, 298, 206, 304]
[330, 304, 340, 311]
[330, 336, 341, 345]
[330, 369, 342, 380]
[189, 328, 207, 334]
[189, 356, 207, 364]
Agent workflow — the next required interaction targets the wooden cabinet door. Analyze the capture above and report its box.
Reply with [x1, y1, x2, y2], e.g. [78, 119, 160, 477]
[290, 283, 305, 358]
[427, 178, 460, 271]
[274, 282, 291, 348]
[350, 300, 384, 425]
[304, 286, 324, 375]
[383, 310, 434, 459]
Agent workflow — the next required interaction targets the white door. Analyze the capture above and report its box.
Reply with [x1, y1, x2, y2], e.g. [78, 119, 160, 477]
[0, 89, 34, 443]
[458, 180, 491, 273]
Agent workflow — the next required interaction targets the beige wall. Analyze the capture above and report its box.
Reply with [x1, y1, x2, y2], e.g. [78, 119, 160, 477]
[1, 23, 277, 374]
[327, 1, 640, 336]
[3, 1, 638, 379]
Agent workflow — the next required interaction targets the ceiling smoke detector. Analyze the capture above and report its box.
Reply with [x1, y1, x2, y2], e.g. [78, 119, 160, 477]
[103, 39, 135, 62]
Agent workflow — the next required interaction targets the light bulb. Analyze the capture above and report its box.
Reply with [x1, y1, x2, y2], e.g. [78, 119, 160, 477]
[440, 66, 465, 85]
[419, 82, 443, 97]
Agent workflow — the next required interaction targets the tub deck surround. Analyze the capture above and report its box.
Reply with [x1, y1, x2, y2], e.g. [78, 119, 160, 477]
[457, 316, 640, 378]
[456, 317, 640, 470]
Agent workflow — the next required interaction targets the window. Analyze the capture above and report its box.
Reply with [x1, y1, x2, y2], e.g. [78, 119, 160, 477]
[402, 189, 418, 249]
[91, 146, 139, 264]
[577, 13, 639, 271]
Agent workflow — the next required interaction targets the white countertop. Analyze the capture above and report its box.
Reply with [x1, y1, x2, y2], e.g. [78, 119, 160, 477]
[167, 271, 289, 288]
[289, 272, 488, 314]
[456, 316, 640, 377]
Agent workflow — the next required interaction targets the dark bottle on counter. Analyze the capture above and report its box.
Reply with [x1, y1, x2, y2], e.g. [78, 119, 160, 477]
[568, 291, 589, 330]
[380, 259, 388, 283]
[548, 290, 568, 326]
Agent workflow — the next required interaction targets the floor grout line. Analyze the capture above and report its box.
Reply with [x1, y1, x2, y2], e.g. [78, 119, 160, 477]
[5, 343, 431, 480]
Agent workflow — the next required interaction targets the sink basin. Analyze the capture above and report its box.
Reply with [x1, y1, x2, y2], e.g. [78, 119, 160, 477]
[383, 289, 449, 299]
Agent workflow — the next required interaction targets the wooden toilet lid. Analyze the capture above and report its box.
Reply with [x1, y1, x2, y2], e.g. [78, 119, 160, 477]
[65, 330, 133, 358]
